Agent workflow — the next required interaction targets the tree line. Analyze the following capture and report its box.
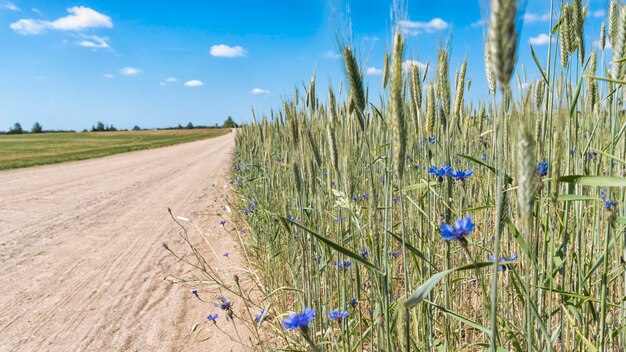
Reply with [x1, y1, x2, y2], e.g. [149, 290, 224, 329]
[2, 117, 239, 134]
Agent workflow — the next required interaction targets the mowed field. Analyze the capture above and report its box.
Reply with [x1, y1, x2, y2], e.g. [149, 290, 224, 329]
[0, 128, 230, 170]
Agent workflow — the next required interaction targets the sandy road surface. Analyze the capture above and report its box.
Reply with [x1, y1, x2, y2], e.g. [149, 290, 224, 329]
[0, 132, 241, 351]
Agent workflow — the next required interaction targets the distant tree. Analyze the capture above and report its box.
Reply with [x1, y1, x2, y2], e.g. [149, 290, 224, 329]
[31, 122, 43, 133]
[186, 122, 194, 129]
[132, 125, 141, 131]
[177, 123, 183, 129]
[223, 116, 238, 128]
[7, 122, 23, 134]
[107, 124, 117, 132]
[92, 122, 105, 132]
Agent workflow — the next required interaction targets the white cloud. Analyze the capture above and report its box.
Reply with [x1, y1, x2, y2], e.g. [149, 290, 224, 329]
[10, 19, 47, 34]
[184, 80, 204, 87]
[470, 19, 486, 28]
[323, 50, 341, 59]
[402, 60, 427, 72]
[251, 88, 270, 95]
[120, 67, 141, 76]
[399, 18, 449, 35]
[592, 9, 605, 18]
[4, 2, 19, 11]
[523, 12, 550, 23]
[160, 77, 178, 86]
[77, 34, 109, 49]
[103, 73, 114, 78]
[366, 67, 383, 75]
[50, 7, 112, 31]
[529, 33, 552, 46]
[210, 44, 247, 58]
[10, 6, 112, 35]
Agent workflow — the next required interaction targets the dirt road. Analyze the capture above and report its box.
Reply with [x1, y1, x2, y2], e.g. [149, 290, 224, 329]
[0, 132, 240, 351]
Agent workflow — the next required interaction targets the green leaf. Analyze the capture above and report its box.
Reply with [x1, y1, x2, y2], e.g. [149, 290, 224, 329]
[530, 43, 549, 86]
[559, 175, 626, 188]
[570, 57, 590, 118]
[280, 216, 384, 275]
[405, 262, 493, 308]
[551, 17, 563, 35]
[592, 148, 626, 165]
[389, 232, 438, 270]
[425, 299, 491, 334]
[587, 75, 626, 85]
[541, 194, 603, 202]
[459, 154, 513, 184]
[616, 217, 626, 225]
[507, 220, 533, 265]
[562, 307, 598, 352]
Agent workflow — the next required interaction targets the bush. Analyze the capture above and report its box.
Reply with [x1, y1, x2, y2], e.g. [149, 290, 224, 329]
[31, 122, 43, 133]
[7, 122, 23, 135]
[223, 116, 238, 128]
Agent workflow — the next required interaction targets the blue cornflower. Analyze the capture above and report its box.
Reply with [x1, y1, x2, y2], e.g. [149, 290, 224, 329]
[489, 254, 518, 272]
[392, 196, 400, 205]
[429, 165, 452, 179]
[223, 253, 229, 257]
[391, 251, 400, 259]
[351, 195, 358, 201]
[219, 220, 227, 226]
[601, 189, 608, 200]
[323, 171, 328, 178]
[215, 295, 233, 313]
[428, 136, 436, 143]
[287, 214, 294, 221]
[255, 309, 265, 324]
[328, 309, 350, 322]
[605, 200, 618, 211]
[362, 193, 369, 200]
[588, 151, 598, 159]
[220, 300, 232, 311]
[283, 308, 316, 331]
[349, 297, 358, 308]
[440, 216, 475, 246]
[191, 289, 198, 296]
[207, 314, 219, 321]
[334, 216, 345, 223]
[360, 248, 369, 260]
[243, 209, 251, 215]
[334, 260, 352, 271]
[536, 162, 548, 176]
[449, 169, 474, 182]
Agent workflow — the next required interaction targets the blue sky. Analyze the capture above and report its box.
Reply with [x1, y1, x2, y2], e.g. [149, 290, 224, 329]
[0, 0, 610, 131]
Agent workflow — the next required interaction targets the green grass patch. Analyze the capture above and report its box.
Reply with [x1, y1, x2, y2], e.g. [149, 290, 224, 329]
[0, 129, 230, 170]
